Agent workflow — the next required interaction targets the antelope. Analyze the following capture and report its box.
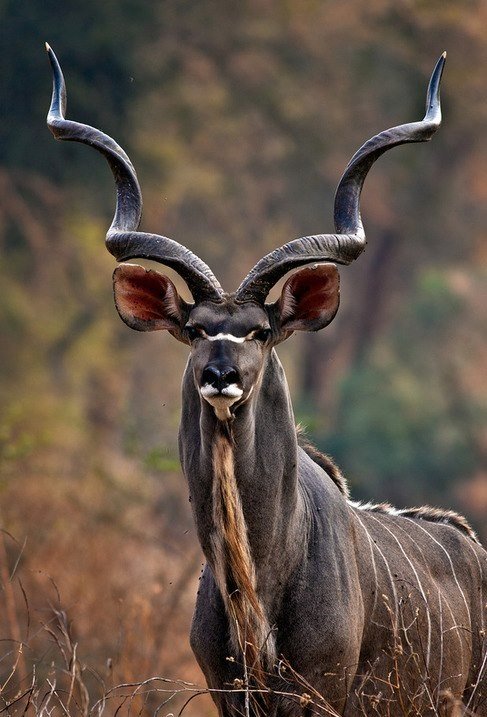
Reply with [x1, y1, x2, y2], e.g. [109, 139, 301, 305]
[46, 46, 486, 716]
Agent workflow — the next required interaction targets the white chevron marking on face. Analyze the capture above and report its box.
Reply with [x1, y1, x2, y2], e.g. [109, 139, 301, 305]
[205, 333, 247, 343]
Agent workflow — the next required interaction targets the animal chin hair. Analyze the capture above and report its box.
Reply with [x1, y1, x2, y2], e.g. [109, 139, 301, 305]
[211, 429, 276, 674]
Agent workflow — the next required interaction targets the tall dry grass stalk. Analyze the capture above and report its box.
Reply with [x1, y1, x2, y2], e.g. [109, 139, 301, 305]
[0, 576, 485, 716]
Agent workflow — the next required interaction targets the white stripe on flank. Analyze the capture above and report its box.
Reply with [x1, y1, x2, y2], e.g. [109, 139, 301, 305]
[461, 536, 485, 648]
[402, 518, 471, 626]
[352, 510, 399, 627]
[437, 591, 444, 708]
[205, 333, 247, 343]
[352, 511, 379, 617]
[391, 518, 447, 692]
[392, 516, 465, 693]
[466, 645, 487, 712]
[441, 590, 466, 667]
[367, 513, 432, 668]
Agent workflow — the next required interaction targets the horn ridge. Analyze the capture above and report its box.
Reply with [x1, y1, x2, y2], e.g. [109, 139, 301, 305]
[46, 44, 142, 233]
[106, 230, 226, 298]
[335, 53, 444, 235]
[46, 44, 223, 303]
[235, 53, 445, 304]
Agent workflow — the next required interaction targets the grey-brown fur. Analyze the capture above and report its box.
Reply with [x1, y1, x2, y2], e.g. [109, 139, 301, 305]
[296, 425, 350, 498]
[180, 333, 487, 717]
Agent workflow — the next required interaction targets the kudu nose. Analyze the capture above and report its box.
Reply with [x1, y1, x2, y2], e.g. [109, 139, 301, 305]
[201, 364, 240, 391]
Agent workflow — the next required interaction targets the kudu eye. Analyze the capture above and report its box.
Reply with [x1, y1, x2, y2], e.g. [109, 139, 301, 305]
[185, 325, 201, 342]
[253, 328, 271, 343]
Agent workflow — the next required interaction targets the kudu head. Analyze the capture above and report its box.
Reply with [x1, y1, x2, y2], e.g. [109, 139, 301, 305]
[46, 45, 445, 421]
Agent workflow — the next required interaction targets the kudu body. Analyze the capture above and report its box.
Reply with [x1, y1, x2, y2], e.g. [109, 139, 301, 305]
[47, 47, 486, 716]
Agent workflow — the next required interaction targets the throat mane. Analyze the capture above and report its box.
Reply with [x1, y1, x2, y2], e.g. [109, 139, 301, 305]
[210, 424, 276, 674]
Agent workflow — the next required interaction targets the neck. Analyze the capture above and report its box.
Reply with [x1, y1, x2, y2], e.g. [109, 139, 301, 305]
[179, 350, 304, 665]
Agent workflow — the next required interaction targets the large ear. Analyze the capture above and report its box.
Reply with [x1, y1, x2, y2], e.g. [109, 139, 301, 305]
[113, 263, 190, 341]
[276, 264, 340, 332]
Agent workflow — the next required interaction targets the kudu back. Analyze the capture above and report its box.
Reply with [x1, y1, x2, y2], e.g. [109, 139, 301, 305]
[46, 47, 486, 716]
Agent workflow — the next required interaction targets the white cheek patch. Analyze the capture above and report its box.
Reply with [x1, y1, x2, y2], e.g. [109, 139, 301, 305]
[200, 383, 244, 421]
[221, 384, 244, 398]
[200, 384, 219, 398]
[200, 384, 243, 399]
[204, 333, 247, 343]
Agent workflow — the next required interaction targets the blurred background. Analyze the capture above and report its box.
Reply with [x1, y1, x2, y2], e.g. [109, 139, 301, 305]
[1, 0, 486, 714]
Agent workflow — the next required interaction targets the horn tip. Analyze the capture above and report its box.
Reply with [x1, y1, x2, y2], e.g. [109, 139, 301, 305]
[45, 42, 57, 67]
[441, 50, 447, 59]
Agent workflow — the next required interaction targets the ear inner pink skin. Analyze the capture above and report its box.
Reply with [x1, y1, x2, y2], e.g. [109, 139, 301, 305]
[278, 264, 340, 332]
[113, 264, 183, 332]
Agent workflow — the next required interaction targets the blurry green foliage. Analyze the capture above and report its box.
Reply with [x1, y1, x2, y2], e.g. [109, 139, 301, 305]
[0, 415, 36, 476]
[144, 446, 180, 473]
[1, 0, 158, 178]
[318, 268, 483, 511]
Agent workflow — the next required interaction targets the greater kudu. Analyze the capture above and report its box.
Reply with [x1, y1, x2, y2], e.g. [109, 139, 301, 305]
[46, 47, 486, 716]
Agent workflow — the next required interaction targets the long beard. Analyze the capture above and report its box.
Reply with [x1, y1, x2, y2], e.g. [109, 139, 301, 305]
[210, 423, 276, 684]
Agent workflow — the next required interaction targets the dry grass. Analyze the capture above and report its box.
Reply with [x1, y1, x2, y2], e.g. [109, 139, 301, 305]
[0, 536, 485, 717]
[0, 432, 484, 717]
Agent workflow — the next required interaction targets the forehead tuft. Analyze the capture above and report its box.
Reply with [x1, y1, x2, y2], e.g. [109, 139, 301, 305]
[189, 299, 268, 335]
